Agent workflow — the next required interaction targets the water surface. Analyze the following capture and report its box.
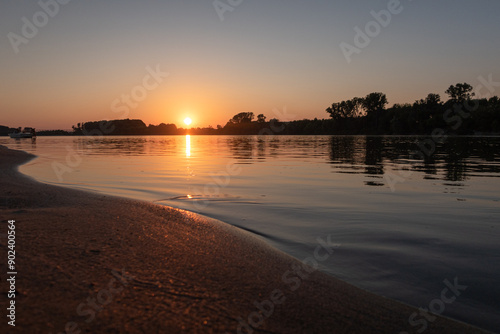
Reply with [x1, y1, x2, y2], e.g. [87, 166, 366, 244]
[2, 135, 499, 332]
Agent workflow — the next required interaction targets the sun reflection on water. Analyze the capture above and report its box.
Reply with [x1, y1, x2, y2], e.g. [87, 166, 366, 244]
[185, 134, 191, 157]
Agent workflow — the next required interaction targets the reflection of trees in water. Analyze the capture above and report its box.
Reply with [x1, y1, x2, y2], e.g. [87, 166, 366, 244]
[421, 155, 438, 178]
[72, 137, 181, 156]
[329, 136, 356, 164]
[440, 137, 500, 181]
[385, 137, 438, 178]
[328, 136, 366, 173]
[228, 136, 335, 162]
[442, 138, 470, 182]
[257, 138, 266, 158]
[327, 136, 500, 184]
[468, 138, 500, 176]
[392, 137, 500, 181]
[364, 137, 384, 175]
[228, 137, 254, 161]
[475, 138, 498, 162]
[282, 137, 331, 159]
[74, 137, 152, 156]
[444, 160, 467, 182]
[153, 137, 178, 155]
[268, 138, 280, 157]
[222, 135, 499, 183]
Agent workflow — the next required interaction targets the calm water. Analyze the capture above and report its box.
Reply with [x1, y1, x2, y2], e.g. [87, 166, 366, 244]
[2, 135, 499, 332]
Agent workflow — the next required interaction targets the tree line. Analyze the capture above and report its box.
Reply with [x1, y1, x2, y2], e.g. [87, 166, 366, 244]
[324, 83, 500, 135]
[4, 82, 497, 136]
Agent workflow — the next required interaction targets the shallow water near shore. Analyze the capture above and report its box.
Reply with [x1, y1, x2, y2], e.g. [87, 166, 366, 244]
[2, 135, 499, 332]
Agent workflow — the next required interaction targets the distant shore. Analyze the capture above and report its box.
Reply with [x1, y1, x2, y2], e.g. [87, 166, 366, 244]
[0, 145, 490, 333]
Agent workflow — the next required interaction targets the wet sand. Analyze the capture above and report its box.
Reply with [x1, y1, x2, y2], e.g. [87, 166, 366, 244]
[0, 145, 490, 333]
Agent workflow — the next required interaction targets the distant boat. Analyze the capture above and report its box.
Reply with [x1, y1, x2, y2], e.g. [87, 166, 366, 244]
[9, 127, 36, 138]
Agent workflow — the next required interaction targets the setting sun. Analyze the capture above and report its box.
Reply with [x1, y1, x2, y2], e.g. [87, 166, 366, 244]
[184, 117, 192, 126]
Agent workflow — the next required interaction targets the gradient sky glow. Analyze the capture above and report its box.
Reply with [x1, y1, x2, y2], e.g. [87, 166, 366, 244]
[1, 0, 499, 130]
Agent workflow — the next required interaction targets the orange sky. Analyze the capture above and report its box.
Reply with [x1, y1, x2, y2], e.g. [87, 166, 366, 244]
[1, 1, 499, 130]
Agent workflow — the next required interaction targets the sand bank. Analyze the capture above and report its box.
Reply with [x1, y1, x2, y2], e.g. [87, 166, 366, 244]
[0, 145, 490, 333]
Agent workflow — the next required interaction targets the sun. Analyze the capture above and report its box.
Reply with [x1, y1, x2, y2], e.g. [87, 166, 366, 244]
[184, 117, 192, 126]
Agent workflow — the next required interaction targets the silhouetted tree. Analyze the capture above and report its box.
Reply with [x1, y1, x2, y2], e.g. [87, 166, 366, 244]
[230, 112, 254, 124]
[326, 97, 363, 120]
[362, 93, 388, 115]
[257, 114, 267, 123]
[445, 83, 474, 103]
[424, 93, 442, 106]
[347, 97, 364, 117]
[326, 102, 347, 120]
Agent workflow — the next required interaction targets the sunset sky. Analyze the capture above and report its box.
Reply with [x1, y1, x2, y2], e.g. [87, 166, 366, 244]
[1, 0, 499, 130]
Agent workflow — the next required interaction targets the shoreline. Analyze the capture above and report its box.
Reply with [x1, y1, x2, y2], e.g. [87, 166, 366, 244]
[4, 133, 500, 137]
[0, 145, 491, 333]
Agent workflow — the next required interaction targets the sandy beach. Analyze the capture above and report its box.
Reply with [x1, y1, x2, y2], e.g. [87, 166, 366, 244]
[0, 145, 490, 334]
